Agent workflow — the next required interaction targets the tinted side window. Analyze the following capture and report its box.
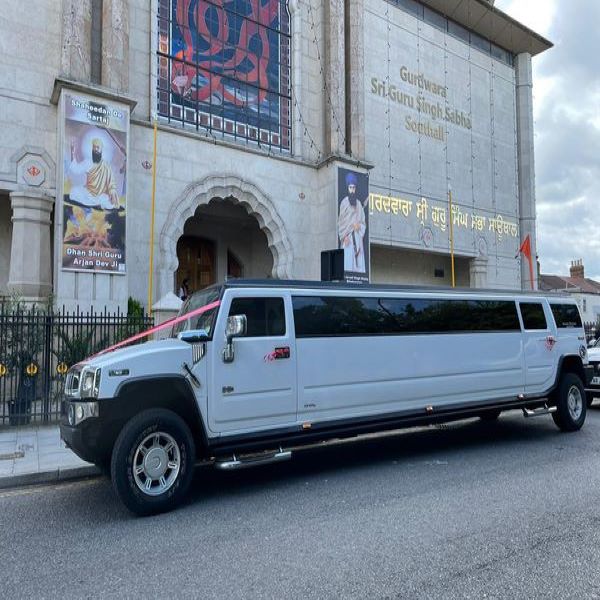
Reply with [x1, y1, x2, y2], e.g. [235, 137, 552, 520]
[292, 296, 520, 337]
[229, 297, 285, 337]
[551, 304, 583, 328]
[380, 298, 520, 333]
[520, 303, 547, 330]
[292, 296, 387, 336]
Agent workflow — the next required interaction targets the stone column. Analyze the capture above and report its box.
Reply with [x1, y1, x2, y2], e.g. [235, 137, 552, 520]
[515, 53, 538, 290]
[102, 0, 130, 92]
[61, 0, 93, 81]
[470, 256, 488, 289]
[324, 0, 346, 156]
[8, 191, 55, 299]
[152, 292, 182, 340]
[348, 0, 366, 159]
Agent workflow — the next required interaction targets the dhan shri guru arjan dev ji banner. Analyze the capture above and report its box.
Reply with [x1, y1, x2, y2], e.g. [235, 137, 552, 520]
[61, 93, 129, 274]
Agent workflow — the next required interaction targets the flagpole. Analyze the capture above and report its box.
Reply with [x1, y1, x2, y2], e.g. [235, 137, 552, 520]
[516, 234, 535, 291]
[448, 187, 456, 288]
[528, 251, 535, 290]
[147, 116, 158, 315]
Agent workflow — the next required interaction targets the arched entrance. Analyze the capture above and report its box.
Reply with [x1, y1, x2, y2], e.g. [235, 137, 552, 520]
[174, 199, 273, 297]
[159, 175, 293, 299]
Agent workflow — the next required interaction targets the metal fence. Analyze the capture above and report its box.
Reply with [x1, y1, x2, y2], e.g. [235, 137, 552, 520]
[0, 303, 153, 426]
[585, 322, 598, 342]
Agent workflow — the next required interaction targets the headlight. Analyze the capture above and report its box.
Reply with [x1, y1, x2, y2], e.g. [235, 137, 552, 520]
[93, 368, 101, 397]
[80, 367, 101, 398]
[67, 401, 99, 426]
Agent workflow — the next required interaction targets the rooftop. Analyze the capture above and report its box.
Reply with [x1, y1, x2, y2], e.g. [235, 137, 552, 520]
[540, 275, 600, 295]
[420, 0, 553, 56]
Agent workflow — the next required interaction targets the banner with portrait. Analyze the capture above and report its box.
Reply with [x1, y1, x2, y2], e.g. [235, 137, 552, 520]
[337, 168, 370, 284]
[61, 93, 128, 273]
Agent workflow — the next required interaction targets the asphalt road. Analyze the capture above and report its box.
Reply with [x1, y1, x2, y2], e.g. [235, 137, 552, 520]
[3, 408, 600, 599]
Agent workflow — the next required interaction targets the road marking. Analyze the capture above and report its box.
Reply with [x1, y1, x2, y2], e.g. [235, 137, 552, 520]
[0, 478, 101, 499]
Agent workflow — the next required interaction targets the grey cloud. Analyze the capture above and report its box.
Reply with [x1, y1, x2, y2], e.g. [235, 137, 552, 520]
[527, 0, 600, 279]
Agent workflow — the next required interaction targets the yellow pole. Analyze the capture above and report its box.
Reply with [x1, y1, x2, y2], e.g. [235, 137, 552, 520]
[448, 188, 456, 288]
[147, 118, 158, 314]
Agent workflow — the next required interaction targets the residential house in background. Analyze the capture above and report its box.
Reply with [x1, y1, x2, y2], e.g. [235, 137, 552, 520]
[540, 260, 600, 327]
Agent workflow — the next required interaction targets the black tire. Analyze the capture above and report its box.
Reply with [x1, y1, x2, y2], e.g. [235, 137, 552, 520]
[94, 458, 111, 477]
[551, 373, 587, 432]
[479, 409, 501, 421]
[111, 409, 196, 516]
[587, 393, 595, 408]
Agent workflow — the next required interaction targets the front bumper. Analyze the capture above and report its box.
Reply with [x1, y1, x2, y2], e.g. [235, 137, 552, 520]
[60, 397, 120, 464]
[585, 363, 599, 393]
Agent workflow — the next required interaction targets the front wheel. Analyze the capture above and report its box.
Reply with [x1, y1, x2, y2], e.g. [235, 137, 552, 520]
[551, 373, 587, 432]
[111, 409, 196, 516]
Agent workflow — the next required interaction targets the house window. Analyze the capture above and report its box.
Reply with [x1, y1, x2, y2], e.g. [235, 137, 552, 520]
[157, 0, 292, 153]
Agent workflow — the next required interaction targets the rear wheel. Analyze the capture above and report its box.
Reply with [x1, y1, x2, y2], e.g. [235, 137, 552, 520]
[111, 409, 195, 516]
[551, 373, 586, 432]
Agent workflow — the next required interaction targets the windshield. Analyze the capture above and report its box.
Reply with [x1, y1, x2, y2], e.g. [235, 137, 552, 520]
[172, 286, 222, 338]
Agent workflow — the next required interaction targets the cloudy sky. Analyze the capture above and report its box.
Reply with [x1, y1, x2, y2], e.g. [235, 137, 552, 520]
[494, 0, 600, 280]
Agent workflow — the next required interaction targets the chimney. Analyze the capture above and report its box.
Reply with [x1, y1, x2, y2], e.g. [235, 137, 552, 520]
[570, 259, 584, 279]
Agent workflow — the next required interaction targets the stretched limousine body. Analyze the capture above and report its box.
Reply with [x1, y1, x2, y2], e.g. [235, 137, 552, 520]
[60, 280, 593, 515]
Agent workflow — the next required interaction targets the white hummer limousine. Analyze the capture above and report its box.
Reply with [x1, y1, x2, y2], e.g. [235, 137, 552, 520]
[60, 280, 593, 515]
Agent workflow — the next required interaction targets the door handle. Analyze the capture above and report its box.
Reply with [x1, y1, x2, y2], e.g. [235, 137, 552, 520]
[273, 346, 290, 359]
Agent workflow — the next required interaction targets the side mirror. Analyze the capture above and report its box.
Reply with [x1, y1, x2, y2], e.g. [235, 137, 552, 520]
[223, 315, 247, 363]
[177, 329, 209, 344]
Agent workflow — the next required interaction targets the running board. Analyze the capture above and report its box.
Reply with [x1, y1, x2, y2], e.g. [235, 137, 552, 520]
[522, 404, 557, 418]
[215, 449, 292, 471]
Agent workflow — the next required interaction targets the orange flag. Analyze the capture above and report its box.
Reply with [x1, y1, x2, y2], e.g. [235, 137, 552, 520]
[516, 235, 534, 290]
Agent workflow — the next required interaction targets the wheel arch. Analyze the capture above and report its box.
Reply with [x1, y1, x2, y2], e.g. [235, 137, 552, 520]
[110, 376, 210, 459]
[558, 354, 586, 384]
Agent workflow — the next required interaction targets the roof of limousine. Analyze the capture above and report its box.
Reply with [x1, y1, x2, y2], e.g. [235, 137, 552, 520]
[221, 279, 573, 299]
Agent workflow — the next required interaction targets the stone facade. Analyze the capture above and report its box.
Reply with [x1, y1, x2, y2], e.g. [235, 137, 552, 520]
[0, 0, 550, 309]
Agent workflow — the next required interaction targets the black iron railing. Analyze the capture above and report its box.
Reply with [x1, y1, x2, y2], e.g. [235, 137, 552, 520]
[585, 322, 598, 343]
[0, 303, 153, 426]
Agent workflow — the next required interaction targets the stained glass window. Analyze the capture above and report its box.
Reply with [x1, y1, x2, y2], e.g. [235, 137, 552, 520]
[157, 0, 291, 152]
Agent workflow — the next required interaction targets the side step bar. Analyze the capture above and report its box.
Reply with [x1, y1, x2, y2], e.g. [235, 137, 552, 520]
[215, 448, 292, 471]
[522, 404, 557, 418]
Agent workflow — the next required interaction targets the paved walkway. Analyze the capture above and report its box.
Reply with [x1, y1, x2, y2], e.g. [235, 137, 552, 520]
[0, 424, 99, 489]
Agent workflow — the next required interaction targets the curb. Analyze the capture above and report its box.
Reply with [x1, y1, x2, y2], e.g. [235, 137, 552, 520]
[0, 465, 101, 490]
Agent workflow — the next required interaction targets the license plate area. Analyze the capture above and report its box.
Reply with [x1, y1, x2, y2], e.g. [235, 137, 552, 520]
[591, 376, 600, 385]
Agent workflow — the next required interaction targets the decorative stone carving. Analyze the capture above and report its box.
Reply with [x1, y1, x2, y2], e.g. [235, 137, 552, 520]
[159, 175, 293, 296]
[19, 159, 46, 187]
[10, 146, 56, 189]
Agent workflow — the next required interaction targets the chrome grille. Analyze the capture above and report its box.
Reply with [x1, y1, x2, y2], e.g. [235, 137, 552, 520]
[192, 343, 206, 364]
